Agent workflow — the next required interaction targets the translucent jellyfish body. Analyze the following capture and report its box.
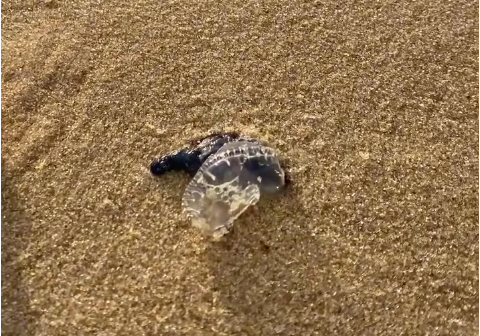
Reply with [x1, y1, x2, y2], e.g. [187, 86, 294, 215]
[181, 141, 285, 239]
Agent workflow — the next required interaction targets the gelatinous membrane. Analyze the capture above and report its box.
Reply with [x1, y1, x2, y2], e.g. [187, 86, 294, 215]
[181, 141, 285, 239]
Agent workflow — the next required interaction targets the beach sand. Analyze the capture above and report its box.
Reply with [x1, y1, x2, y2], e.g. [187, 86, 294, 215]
[2, 1, 478, 335]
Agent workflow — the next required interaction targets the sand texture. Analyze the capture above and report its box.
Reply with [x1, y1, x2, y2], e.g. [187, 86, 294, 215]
[2, 1, 479, 335]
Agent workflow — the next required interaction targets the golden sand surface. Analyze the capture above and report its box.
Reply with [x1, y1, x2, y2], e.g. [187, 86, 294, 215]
[2, 1, 478, 335]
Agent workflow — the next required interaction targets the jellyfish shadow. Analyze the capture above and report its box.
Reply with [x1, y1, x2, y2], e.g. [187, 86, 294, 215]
[1, 164, 38, 336]
[203, 179, 340, 334]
